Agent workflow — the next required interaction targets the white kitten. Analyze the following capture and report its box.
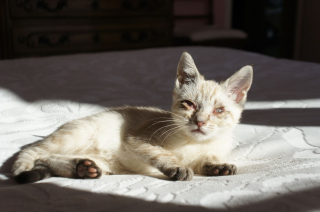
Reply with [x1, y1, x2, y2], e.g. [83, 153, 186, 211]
[12, 52, 253, 183]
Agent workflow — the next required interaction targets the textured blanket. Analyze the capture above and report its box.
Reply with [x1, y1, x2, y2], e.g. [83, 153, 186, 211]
[0, 47, 319, 212]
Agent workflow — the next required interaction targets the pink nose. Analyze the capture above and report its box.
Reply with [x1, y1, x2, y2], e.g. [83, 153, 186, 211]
[196, 121, 205, 127]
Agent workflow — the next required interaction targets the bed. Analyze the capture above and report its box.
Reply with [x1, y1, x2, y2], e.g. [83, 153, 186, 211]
[0, 46, 319, 212]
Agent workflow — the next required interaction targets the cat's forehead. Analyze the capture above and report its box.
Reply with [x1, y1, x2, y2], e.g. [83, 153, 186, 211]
[196, 80, 225, 104]
[181, 80, 225, 104]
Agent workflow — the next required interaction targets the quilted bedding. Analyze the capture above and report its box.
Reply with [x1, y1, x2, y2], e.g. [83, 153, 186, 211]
[0, 47, 319, 212]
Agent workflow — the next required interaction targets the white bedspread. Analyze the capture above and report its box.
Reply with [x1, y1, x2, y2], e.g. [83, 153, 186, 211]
[0, 47, 319, 212]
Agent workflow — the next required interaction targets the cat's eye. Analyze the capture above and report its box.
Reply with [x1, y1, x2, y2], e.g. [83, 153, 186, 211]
[214, 107, 225, 114]
[181, 100, 195, 109]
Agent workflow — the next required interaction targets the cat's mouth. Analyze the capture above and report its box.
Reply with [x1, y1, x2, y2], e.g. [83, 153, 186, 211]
[191, 129, 205, 134]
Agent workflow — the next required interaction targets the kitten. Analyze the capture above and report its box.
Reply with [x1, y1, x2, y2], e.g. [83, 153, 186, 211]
[12, 52, 252, 183]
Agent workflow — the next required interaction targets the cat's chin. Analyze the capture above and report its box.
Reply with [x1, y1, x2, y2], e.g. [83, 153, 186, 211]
[188, 129, 213, 142]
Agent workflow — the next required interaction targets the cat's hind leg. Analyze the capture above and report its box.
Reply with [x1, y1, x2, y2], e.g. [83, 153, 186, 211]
[12, 143, 47, 177]
[14, 161, 52, 184]
[14, 155, 111, 184]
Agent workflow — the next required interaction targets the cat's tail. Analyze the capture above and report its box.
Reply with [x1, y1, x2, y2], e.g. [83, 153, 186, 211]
[14, 163, 52, 184]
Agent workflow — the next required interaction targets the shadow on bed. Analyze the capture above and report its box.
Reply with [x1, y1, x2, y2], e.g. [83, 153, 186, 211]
[0, 153, 19, 174]
[0, 48, 319, 109]
[0, 179, 319, 212]
[242, 108, 320, 126]
[0, 74, 319, 128]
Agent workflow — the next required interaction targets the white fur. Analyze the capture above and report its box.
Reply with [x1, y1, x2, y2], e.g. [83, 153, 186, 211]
[12, 52, 253, 181]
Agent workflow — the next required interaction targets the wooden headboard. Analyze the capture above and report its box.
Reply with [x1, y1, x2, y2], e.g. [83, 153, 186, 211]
[0, 0, 173, 59]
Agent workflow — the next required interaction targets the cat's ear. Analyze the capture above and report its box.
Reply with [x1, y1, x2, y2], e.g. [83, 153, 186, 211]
[176, 52, 201, 88]
[223, 65, 253, 106]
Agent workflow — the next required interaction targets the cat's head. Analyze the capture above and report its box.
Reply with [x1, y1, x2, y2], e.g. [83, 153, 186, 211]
[172, 52, 253, 142]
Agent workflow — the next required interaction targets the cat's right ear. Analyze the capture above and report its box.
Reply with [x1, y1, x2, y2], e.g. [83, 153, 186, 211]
[223, 65, 253, 106]
[176, 52, 201, 88]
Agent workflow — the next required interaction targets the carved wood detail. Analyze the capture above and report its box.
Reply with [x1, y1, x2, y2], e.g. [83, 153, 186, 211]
[17, 29, 166, 49]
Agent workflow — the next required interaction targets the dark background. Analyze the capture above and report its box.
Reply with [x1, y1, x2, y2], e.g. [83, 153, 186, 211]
[1, 0, 320, 63]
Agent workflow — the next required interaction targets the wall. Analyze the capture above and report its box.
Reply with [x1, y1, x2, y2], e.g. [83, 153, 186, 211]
[295, 0, 320, 63]
[173, 0, 232, 28]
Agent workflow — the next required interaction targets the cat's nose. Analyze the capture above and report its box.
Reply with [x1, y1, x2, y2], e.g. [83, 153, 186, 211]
[196, 121, 205, 127]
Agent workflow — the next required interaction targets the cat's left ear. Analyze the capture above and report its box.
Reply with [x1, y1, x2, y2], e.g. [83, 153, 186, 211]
[176, 52, 201, 88]
[223, 65, 253, 106]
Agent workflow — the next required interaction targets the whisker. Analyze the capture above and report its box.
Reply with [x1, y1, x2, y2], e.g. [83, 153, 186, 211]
[145, 119, 174, 130]
[147, 117, 174, 121]
[145, 117, 184, 130]
[147, 116, 184, 123]
[147, 111, 185, 122]
[206, 126, 216, 131]
[166, 111, 186, 120]
[163, 127, 181, 140]
[145, 119, 185, 130]
[163, 126, 187, 142]
[159, 125, 182, 138]
[148, 123, 180, 141]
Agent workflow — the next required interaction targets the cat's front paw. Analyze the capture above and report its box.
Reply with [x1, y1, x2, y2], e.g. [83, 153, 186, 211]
[203, 163, 237, 176]
[76, 159, 102, 179]
[163, 167, 194, 181]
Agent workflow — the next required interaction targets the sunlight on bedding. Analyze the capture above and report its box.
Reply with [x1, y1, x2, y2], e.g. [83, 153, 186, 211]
[0, 47, 319, 211]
